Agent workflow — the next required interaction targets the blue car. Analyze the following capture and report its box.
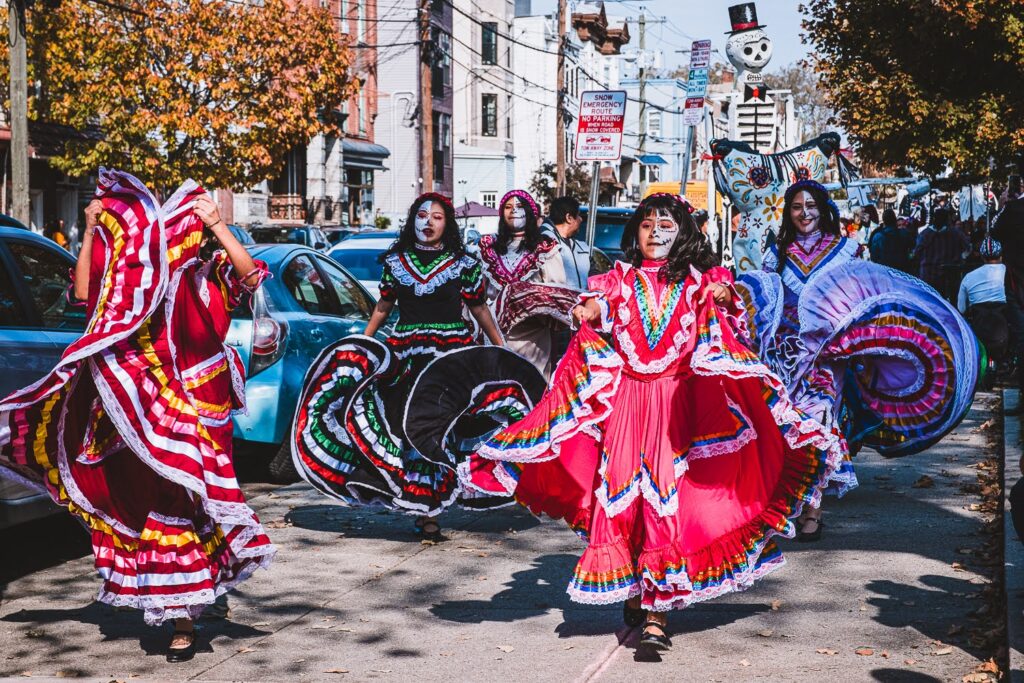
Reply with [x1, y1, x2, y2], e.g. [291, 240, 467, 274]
[0, 226, 85, 528]
[225, 244, 378, 480]
[578, 206, 634, 263]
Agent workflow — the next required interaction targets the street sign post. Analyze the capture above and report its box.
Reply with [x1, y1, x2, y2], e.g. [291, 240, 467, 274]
[575, 90, 627, 249]
[680, 39, 711, 196]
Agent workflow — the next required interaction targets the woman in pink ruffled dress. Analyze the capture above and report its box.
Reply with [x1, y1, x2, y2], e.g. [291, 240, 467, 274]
[464, 194, 842, 652]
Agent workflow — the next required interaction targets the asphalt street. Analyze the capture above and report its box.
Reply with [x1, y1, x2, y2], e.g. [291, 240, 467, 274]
[0, 393, 1003, 682]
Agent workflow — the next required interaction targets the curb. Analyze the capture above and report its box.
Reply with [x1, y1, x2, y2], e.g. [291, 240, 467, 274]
[1004, 388, 1024, 682]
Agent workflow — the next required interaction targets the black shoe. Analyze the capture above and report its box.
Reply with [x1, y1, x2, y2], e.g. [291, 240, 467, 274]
[623, 603, 646, 628]
[796, 516, 824, 543]
[415, 518, 445, 543]
[639, 620, 672, 651]
[166, 629, 197, 663]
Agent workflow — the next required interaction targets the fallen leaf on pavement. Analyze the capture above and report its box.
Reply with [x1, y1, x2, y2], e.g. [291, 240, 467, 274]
[771, 599, 783, 611]
[497, 645, 515, 653]
[880, 651, 889, 658]
[739, 659, 751, 667]
[816, 648, 839, 656]
[904, 659, 917, 665]
[912, 475, 935, 489]
[251, 622, 270, 627]
[371, 670, 392, 674]
[951, 562, 967, 571]
[564, 645, 575, 650]
[757, 629, 773, 637]
[855, 648, 874, 656]
[976, 660, 999, 673]
[237, 647, 256, 653]
[324, 669, 350, 674]
[933, 646, 954, 655]
[963, 674, 994, 683]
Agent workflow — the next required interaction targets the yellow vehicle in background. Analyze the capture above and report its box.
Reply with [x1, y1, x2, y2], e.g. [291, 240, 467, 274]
[642, 181, 723, 214]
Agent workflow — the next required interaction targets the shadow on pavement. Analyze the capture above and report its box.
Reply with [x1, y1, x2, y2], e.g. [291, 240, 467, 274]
[1, 600, 270, 658]
[869, 668, 943, 682]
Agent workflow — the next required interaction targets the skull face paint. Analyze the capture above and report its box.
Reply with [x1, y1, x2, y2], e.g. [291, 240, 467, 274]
[504, 197, 527, 232]
[789, 190, 820, 236]
[639, 208, 680, 260]
[414, 200, 445, 246]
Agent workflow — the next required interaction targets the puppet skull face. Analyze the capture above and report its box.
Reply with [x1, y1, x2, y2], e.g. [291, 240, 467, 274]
[726, 29, 773, 74]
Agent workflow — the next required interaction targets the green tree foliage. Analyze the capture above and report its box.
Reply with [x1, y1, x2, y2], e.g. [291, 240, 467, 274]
[803, 0, 1024, 176]
[529, 161, 593, 212]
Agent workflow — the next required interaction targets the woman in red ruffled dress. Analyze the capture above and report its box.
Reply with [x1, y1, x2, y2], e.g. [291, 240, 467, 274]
[0, 170, 273, 662]
[464, 194, 842, 651]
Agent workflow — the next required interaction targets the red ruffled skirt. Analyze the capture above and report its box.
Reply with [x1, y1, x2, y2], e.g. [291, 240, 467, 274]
[465, 321, 841, 611]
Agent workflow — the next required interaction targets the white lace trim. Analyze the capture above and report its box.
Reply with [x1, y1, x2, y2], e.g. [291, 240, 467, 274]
[612, 271, 701, 375]
[385, 252, 475, 296]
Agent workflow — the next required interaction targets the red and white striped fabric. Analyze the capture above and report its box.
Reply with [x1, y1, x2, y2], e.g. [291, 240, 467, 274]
[0, 168, 273, 625]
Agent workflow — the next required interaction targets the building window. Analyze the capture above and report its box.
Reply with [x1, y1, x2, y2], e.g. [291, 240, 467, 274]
[482, 22, 498, 65]
[356, 1, 364, 42]
[481, 93, 497, 136]
[433, 112, 451, 183]
[506, 94, 511, 138]
[648, 111, 662, 137]
[431, 29, 451, 98]
[480, 191, 497, 208]
[358, 88, 366, 134]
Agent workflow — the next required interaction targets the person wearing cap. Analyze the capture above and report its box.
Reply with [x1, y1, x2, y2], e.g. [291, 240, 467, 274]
[958, 237, 1009, 381]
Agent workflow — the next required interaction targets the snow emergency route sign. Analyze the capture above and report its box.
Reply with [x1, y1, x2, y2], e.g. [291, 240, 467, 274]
[575, 90, 627, 162]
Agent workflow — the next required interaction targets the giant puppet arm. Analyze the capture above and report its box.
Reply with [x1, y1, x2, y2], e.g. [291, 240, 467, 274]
[711, 132, 855, 272]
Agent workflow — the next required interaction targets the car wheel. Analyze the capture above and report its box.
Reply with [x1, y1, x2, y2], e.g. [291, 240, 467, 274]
[268, 437, 301, 484]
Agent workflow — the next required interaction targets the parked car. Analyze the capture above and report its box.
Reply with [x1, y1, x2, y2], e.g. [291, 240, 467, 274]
[250, 224, 331, 251]
[578, 206, 633, 263]
[326, 233, 398, 300]
[226, 244, 378, 480]
[0, 227, 85, 529]
[0, 213, 30, 230]
[227, 224, 255, 246]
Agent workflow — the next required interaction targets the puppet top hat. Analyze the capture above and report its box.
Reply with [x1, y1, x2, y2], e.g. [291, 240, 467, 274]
[726, 3, 767, 34]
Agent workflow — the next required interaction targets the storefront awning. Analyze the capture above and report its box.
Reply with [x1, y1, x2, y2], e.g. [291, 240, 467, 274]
[343, 140, 390, 171]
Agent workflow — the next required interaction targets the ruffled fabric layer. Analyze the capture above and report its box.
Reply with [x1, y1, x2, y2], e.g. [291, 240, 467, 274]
[469, 299, 843, 610]
[0, 169, 273, 624]
[293, 336, 545, 516]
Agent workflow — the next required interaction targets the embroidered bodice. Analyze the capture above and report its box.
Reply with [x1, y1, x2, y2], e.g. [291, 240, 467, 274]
[586, 261, 735, 378]
[478, 234, 558, 289]
[761, 234, 863, 298]
[379, 248, 485, 326]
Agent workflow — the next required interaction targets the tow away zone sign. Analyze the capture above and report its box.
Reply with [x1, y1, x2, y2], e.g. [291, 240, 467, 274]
[575, 90, 627, 162]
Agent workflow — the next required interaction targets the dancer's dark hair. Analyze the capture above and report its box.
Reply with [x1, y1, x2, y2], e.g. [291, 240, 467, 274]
[383, 193, 465, 261]
[775, 180, 841, 274]
[493, 189, 548, 255]
[620, 193, 718, 281]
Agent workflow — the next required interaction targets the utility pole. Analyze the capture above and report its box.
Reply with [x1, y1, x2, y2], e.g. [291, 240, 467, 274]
[555, 0, 566, 194]
[419, 0, 434, 191]
[637, 12, 646, 198]
[8, 0, 29, 224]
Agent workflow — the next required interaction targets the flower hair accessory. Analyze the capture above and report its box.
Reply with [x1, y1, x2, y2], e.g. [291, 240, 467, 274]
[500, 189, 540, 217]
[644, 192, 695, 215]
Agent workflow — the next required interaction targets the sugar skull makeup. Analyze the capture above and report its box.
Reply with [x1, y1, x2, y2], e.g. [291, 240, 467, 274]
[640, 208, 680, 260]
[506, 197, 527, 231]
[414, 200, 445, 245]
[789, 190, 820, 236]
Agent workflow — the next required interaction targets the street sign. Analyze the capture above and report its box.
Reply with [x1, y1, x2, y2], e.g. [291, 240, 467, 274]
[574, 90, 627, 162]
[681, 39, 711, 127]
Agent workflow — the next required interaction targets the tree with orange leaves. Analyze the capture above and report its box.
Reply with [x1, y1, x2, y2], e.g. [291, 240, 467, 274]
[1, 0, 355, 190]
[803, 0, 1024, 177]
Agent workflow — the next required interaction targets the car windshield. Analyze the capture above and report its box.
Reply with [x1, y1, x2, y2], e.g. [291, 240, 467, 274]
[579, 213, 630, 253]
[329, 248, 385, 282]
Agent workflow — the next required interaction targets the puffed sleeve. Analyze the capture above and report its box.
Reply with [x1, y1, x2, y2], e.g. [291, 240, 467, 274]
[578, 265, 625, 333]
[378, 262, 398, 302]
[460, 258, 487, 306]
[212, 251, 270, 311]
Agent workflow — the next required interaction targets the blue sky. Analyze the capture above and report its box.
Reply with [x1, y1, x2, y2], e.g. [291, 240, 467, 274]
[539, 1, 811, 70]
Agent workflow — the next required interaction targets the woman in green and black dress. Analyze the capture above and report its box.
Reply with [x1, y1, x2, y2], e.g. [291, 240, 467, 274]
[292, 193, 513, 541]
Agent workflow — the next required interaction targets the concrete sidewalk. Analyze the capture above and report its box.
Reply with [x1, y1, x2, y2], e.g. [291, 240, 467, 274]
[0, 394, 1003, 683]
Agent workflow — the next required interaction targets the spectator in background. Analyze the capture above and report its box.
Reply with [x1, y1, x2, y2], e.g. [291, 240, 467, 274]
[992, 178, 1024, 413]
[913, 207, 969, 300]
[541, 196, 590, 292]
[869, 209, 914, 273]
[958, 238, 1009, 382]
